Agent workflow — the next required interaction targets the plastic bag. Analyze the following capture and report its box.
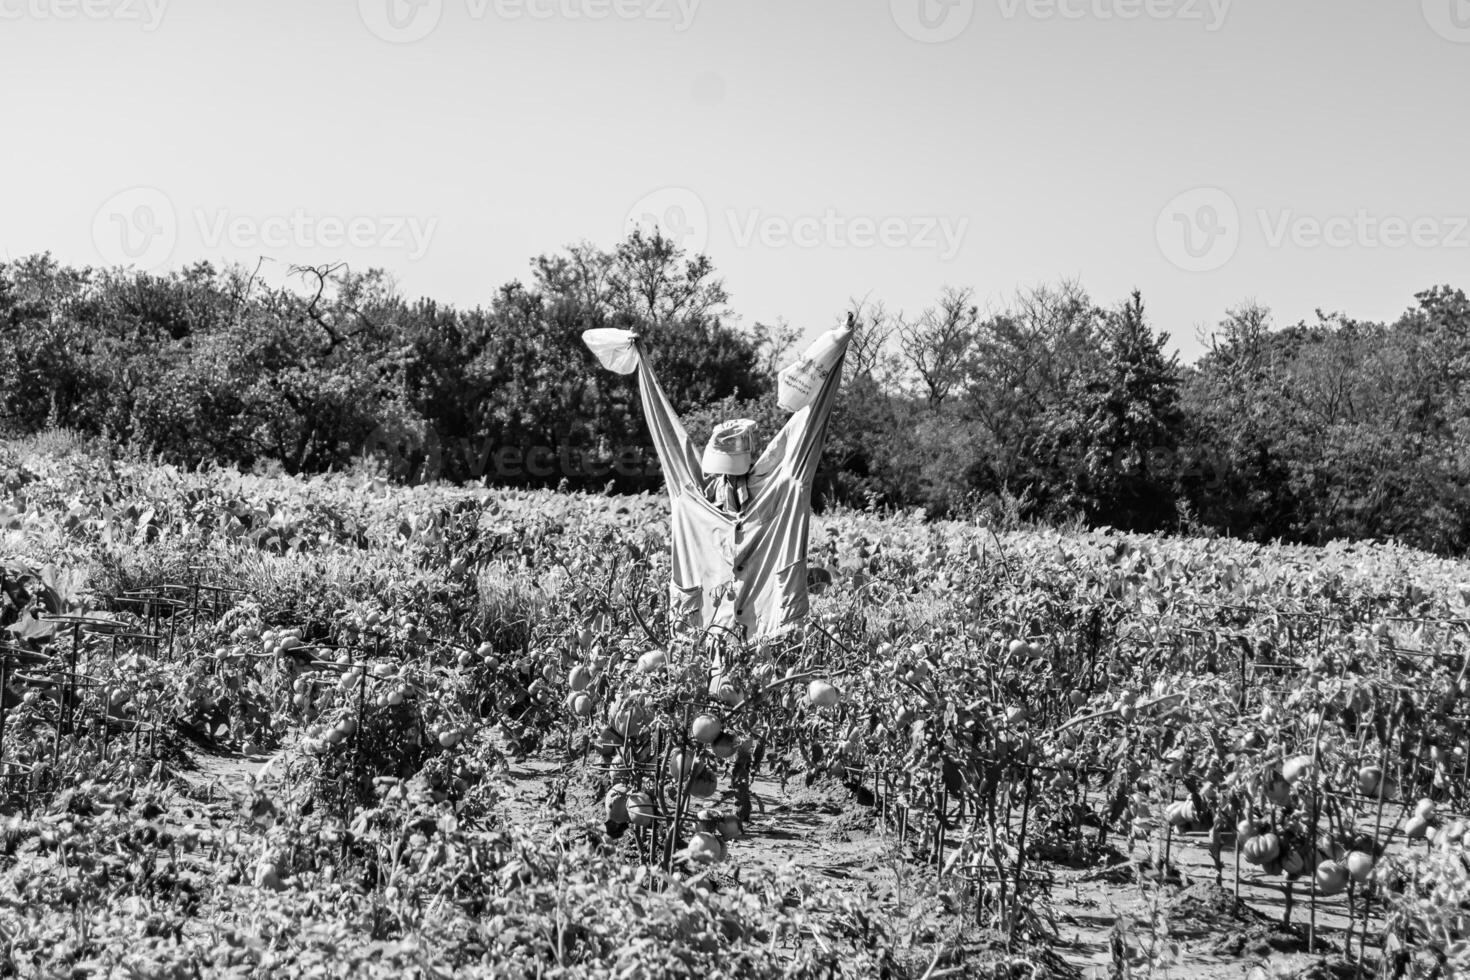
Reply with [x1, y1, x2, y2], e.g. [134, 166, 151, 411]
[777, 324, 851, 411]
[582, 328, 641, 375]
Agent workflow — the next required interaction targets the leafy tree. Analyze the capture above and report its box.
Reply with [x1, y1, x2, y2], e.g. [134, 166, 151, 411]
[4, 243, 1468, 553]
[962, 280, 1105, 513]
[1180, 290, 1470, 553]
[1035, 290, 1184, 531]
[1178, 301, 1304, 541]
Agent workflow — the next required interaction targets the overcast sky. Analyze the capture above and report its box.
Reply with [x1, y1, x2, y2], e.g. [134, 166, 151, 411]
[3, 0, 1468, 360]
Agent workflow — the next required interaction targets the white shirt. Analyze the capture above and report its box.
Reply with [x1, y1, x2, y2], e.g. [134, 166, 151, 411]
[632, 331, 851, 640]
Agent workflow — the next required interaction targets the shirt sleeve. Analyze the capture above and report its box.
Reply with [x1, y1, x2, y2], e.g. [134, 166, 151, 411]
[633, 339, 701, 496]
[786, 328, 853, 481]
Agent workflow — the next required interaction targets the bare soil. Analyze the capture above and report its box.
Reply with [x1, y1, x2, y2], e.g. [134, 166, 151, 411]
[162, 744, 1383, 979]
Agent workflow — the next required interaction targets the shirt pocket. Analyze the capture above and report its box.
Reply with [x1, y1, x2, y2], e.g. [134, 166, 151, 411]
[775, 558, 809, 623]
[670, 581, 704, 628]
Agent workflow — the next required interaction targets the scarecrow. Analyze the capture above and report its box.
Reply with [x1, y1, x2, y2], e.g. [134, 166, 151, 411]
[583, 318, 853, 641]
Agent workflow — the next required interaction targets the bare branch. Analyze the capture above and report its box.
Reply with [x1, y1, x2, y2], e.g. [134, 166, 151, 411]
[897, 286, 980, 412]
[843, 297, 898, 385]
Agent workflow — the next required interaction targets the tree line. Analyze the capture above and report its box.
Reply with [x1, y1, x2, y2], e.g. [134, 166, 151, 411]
[2, 232, 1467, 555]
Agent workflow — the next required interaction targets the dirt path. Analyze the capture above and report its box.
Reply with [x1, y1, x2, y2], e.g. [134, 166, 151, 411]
[170, 742, 1382, 977]
[175, 747, 277, 798]
[491, 750, 1383, 978]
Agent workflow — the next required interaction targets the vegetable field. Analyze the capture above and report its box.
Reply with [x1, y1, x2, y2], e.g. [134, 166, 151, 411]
[2, 434, 1469, 979]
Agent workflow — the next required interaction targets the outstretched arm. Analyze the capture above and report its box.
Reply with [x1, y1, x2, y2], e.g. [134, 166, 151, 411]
[632, 338, 702, 496]
[750, 322, 855, 485]
[787, 334, 851, 481]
